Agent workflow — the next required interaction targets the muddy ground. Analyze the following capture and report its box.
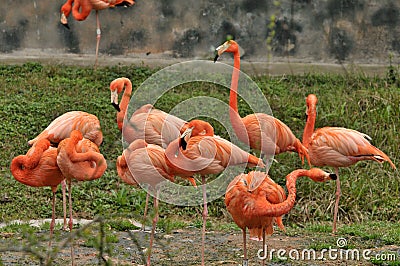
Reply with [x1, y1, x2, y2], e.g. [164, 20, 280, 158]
[1, 222, 390, 266]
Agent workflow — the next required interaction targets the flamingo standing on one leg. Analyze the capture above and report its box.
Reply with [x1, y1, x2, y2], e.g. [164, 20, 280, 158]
[57, 130, 107, 265]
[225, 168, 336, 266]
[28, 110, 104, 230]
[10, 139, 65, 248]
[60, 0, 135, 68]
[302, 94, 396, 233]
[214, 39, 309, 166]
[165, 119, 264, 265]
[116, 139, 196, 266]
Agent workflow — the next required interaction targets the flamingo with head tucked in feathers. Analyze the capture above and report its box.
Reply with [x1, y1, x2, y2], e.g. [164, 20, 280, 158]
[10, 138, 65, 248]
[60, 0, 135, 67]
[165, 119, 264, 266]
[225, 168, 336, 266]
[57, 130, 107, 264]
[302, 93, 396, 233]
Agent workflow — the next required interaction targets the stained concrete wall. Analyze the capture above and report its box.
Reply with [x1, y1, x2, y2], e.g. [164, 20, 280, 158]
[1, 0, 399, 65]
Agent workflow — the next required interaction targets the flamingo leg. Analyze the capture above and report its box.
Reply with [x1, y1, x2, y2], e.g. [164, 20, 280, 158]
[242, 229, 248, 266]
[261, 228, 266, 266]
[142, 192, 150, 231]
[62, 179, 68, 231]
[201, 175, 208, 266]
[67, 179, 75, 266]
[94, 10, 101, 69]
[147, 191, 159, 266]
[332, 168, 340, 234]
[49, 190, 56, 247]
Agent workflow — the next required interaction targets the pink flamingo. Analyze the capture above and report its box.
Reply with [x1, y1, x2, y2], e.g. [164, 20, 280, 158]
[303, 93, 396, 233]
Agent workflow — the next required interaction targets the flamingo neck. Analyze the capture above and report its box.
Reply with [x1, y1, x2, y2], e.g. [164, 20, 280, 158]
[302, 109, 316, 148]
[164, 139, 194, 177]
[61, 0, 74, 17]
[229, 51, 250, 145]
[117, 78, 133, 130]
[72, 0, 92, 21]
[258, 169, 308, 217]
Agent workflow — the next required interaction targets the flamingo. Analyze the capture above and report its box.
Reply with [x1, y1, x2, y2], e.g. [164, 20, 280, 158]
[116, 139, 196, 266]
[110, 77, 188, 231]
[57, 130, 107, 264]
[302, 93, 396, 233]
[28, 110, 104, 230]
[60, 0, 135, 67]
[214, 39, 309, 166]
[225, 168, 336, 266]
[165, 119, 264, 265]
[110, 77, 187, 147]
[10, 139, 65, 248]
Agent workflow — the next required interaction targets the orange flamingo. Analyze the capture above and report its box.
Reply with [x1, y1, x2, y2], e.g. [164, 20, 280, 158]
[57, 130, 107, 264]
[303, 93, 396, 233]
[110, 77, 187, 147]
[10, 138, 65, 247]
[214, 40, 309, 165]
[165, 119, 264, 265]
[225, 168, 336, 265]
[60, 0, 135, 67]
[116, 139, 196, 266]
[28, 110, 104, 230]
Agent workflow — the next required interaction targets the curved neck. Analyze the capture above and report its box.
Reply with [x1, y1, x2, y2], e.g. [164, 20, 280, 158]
[61, 0, 74, 17]
[258, 169, 308, 217]
[72, 0, 92, 21]
[302, 108, 316, 148]
[117, 78, 133, 130]
[229, 51, 250, 144]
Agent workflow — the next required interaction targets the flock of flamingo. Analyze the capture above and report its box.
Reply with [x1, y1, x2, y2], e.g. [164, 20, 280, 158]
[9, 1, 397, 265]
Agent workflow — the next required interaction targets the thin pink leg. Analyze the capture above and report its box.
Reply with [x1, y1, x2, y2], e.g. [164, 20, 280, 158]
[261, 228, 266, 266]
[49, 190, 56, 247]
[332, 168, 340, 234]
[94, 10, 101, 69]
[201, 176, 208, 266]
[142, 192, 150, 231]
[68, 180, 75, 266]
[147, 191, 159, 266]
[62, 180, 67, 231]
[242, 229, 248, 266]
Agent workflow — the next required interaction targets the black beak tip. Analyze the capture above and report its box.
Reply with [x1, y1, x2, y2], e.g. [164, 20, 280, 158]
[62, 23, 70, 30]
[213, 54, 219, 63]
[112, 102, 121, 112]
[329, 173, 337, 180]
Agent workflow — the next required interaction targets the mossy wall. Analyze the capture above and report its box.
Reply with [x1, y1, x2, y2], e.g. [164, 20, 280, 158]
[0, 0, 399, 64]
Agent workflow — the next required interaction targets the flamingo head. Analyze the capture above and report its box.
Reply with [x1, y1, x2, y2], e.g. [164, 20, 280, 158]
[214, 39, 240, 62]
[110, 78, 126, 112]
[305, 94, 318, 120]
[306, 168, 337, 182]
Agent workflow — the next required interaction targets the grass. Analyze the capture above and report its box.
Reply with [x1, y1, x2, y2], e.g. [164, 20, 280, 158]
[0, 62, 399, 233]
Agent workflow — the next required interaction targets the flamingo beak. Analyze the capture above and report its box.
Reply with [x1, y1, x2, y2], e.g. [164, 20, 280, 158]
[329, 173, 337, 180]
[60, 13, 70, 29]
[214, 41, 231, 62]
[181, 127, 194, 139]
[111, 90, 120, 112]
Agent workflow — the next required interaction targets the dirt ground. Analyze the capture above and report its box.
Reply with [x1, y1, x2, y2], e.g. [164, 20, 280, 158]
[1, 223, 388, 266]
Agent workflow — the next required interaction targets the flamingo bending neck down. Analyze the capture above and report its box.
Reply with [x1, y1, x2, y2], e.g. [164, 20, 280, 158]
[165, 119, 264, 266]
[225, 168, 336, 265]
[60, 0, 135, 67]
[214, 39, 310, 166]
[10, 139, 65, 249]
[116, 139, 196, 266]
[302, 93, 396, 233]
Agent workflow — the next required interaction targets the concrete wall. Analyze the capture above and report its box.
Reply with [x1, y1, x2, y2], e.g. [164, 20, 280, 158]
[1, 0, 399, 65]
